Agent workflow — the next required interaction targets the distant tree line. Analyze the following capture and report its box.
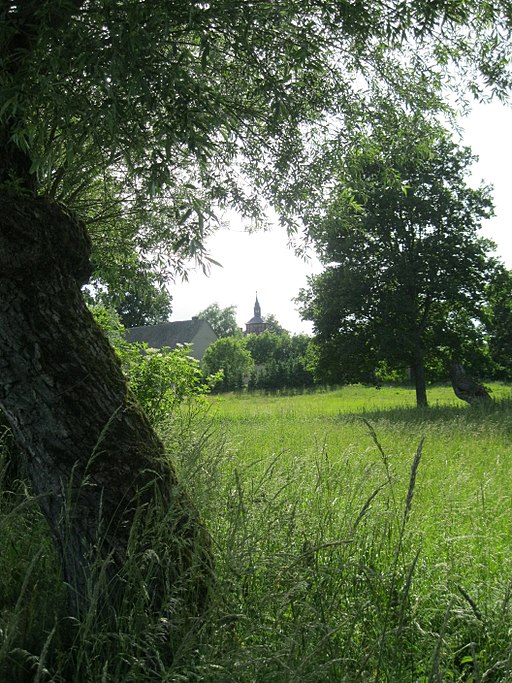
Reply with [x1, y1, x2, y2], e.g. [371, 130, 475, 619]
[246, 332, 315, 391]
[198, 264, 512, 398]
[197, 305, 317, 392]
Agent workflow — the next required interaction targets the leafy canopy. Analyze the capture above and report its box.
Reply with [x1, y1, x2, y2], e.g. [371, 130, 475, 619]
[92, 306, 219, 428]
[2, 0, 512, 324]
[86, 262, 173, 328]
[2, 1, 512, 256]
[298, 115, 495, 393]
[197, 303, 240, 339]
[263, 314, 288, 336]
[202, 336, 254, 392]
[484, 264, 512, 381]
[246, 330, 316, 391]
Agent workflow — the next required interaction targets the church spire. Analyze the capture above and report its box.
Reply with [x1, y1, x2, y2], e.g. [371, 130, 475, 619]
[254, 292, 261, 319]
[245, 291, 268, 335]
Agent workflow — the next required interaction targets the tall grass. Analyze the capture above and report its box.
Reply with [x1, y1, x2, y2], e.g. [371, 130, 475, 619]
[1, 385, 512, 681]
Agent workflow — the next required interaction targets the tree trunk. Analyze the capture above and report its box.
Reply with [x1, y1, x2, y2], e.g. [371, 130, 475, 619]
[411, 357, 428, 408]
[0, 194, 211, 620]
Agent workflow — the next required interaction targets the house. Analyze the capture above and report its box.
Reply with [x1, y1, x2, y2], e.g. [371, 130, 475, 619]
[245, 293, 269, 335]
[125, 317, 217, 359]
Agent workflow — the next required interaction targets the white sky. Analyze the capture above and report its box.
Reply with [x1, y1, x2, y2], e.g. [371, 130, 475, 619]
[170, 100, 512, 335]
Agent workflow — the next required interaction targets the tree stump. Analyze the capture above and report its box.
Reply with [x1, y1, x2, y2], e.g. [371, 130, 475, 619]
[450, 362, 491, 405]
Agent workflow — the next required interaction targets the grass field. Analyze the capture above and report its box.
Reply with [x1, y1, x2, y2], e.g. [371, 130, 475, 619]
[2, 383, 512, 681]
[198, 384, 512, 681]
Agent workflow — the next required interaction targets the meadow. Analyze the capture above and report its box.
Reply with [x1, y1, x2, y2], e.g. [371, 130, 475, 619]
[2, 383, 512, 681]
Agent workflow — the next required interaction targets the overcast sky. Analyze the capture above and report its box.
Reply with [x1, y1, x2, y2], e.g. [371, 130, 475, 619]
[170, 100, 512, 335]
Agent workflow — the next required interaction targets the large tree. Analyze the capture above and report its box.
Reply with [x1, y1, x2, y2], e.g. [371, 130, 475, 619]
[1, 0, 511, 625]
[202, 336, 254, 392]
[197, 303, 240, 338]
[0, 0, 343, 622]
[298, 119, 494, 407]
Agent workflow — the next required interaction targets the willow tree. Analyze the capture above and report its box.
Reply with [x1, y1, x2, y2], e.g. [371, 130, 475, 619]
[0, 0, 511, 621]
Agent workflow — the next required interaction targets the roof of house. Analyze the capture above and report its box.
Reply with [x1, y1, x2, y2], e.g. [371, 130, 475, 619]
[125, 318, 215, 350]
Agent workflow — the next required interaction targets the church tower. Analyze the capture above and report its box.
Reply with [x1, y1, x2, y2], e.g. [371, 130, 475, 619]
[245, 293, 269, 335]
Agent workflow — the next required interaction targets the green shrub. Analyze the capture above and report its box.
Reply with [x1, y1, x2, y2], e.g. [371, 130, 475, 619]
[91, 305, 221, 428]
[202, 336, 254, 392]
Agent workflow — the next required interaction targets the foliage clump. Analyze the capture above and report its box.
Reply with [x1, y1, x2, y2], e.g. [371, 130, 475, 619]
[91, 305, 221, 427]
[202, 336, 254, 392]
[485, 264, 512, 381]
[196, 303, 241, 339]
[246, 330, 316, 391]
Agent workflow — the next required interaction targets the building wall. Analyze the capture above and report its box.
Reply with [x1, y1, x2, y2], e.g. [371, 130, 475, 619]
[190, 324, 218, 358]
[246, 322, 269, 335]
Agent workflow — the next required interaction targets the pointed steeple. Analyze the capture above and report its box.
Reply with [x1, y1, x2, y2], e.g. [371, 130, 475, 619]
[254, 292, 261, 319]
[245, 291, 269, 334]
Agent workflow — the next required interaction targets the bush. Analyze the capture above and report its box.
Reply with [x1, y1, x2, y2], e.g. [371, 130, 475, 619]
[202, 336, 254, 392]
[91, 305, 220, 427]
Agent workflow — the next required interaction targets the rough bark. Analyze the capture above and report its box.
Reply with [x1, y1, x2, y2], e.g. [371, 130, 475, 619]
[0, 194, 211, 619]
[411, 355, 428, 408]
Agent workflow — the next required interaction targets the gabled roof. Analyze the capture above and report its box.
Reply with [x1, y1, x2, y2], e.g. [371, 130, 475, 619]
[125, 319, 216, 357]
